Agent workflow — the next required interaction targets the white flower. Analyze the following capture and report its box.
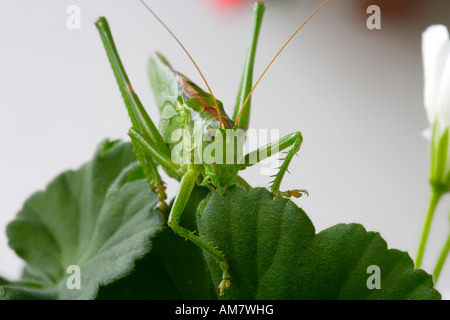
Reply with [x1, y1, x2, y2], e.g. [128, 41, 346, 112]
[423, 25, 450, 132]
[417, 25, 450, 271]
[423, 25, 450, 190]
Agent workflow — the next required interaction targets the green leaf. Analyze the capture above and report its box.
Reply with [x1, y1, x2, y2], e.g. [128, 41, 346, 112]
[197, 187, 441, 300]
[97, 186, 217, 299]
[0, 277, 8, 286]
[2, 140, 162, 300]
[1, 283, 54, 300]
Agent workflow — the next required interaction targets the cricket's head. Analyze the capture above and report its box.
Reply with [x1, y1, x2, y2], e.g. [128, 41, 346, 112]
[198, 123, 247, 189]
[205, 163, 240, 190]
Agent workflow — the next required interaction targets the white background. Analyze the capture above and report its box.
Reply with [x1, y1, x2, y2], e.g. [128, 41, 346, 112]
[2, 0, 450, 298]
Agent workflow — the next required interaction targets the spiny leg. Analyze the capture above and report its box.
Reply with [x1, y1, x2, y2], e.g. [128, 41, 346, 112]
[240, 131, 307, 198]
[269, 132, 308, 198]
[169, 166, 231, 296]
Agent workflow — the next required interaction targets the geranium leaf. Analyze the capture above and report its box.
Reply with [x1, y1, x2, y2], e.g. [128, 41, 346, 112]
[2, 140, 162, 300]
[197, 186, 440, 300]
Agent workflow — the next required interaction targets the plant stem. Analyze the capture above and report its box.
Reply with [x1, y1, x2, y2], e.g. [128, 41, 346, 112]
[433, 228, 450, 281]
[416, 189, 442, 267]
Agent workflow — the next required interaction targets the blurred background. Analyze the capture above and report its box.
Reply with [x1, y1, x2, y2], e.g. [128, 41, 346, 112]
[2, 0, 450, 297]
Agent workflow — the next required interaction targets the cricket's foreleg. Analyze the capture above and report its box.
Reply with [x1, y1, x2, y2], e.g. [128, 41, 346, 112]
[270, 132, 308, 198]
[169, 166, 231, 296]
[241, 131, 307, 198]
[130, 135, 169, 215]
[129, 128, 181, 181]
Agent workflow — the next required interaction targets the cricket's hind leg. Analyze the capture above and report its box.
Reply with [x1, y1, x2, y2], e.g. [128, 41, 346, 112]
[96, 17, 176, 212]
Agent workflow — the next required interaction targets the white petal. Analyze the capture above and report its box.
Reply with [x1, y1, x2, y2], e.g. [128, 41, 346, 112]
[422, 25, 449, 124]
[436, 43, 450, 129]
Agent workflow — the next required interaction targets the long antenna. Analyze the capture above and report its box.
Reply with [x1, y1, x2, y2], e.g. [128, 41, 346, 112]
[139, 0, 223, 128]
[235, 0, 329, 127]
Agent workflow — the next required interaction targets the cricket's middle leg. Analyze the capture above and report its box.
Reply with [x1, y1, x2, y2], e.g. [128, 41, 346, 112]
[168, 166, 231, 296]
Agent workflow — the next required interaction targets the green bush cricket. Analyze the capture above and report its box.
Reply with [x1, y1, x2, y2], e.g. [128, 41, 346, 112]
[95, 0, 328, 296]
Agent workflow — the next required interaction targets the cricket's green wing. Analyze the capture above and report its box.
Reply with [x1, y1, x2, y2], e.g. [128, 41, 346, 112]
[148, 52, 180, 112]
[148, 52, 221, 112]
[148, 53, 232, 145]
[148, 53, 184, 146]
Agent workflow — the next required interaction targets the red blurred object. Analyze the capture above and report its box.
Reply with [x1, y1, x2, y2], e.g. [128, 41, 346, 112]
[208, 0, 247, 10]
